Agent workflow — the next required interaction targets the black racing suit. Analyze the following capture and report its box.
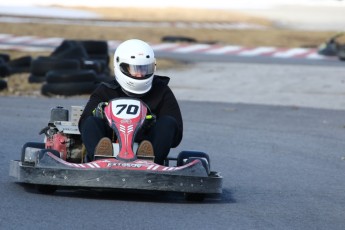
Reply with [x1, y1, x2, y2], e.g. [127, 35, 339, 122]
[78, 75, 183, 164]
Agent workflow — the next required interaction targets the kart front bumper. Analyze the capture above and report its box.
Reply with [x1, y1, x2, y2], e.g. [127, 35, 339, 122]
[9, 160, 223, 194]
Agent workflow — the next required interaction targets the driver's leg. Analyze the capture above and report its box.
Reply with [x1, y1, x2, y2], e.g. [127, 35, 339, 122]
[147, 116, 179, 165]
[80, 116, 113, 162]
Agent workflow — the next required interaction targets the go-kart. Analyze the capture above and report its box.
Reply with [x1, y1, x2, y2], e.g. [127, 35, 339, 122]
[317, 32, 345, 61]
[9, 98, 222, 201]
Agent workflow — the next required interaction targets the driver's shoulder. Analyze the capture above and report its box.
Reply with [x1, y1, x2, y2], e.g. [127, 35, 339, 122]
[152, 75, 170, 86]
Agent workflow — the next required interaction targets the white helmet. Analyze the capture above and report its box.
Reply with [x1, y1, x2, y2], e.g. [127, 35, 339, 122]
[114, 39, 156, 96]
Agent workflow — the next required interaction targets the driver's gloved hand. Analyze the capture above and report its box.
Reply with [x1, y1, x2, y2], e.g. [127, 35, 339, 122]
[92, 102, 108, 119]
[141, 114, 156, 131]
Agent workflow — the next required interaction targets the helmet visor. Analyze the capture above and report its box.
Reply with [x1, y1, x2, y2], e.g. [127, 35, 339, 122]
[120, 63, 155, 79]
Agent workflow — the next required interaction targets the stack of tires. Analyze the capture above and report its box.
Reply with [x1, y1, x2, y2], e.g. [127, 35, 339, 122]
[42, 69, 100, 96]
[28, 39, 112, 96]
[0, 53, 32, 92]
[0, 54, 10, 91]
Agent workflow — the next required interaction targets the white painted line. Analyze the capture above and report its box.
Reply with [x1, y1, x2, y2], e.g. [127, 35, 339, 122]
[0, 44, 53, 52]
[238, 47, 277, 56]
[204, 45, 243, 54]
[305, 52, 328, 59]
[172, 44, 212, 53]
[0, 34, 13, 40]
[272, 48, 311, 58]
[30, 37, 63, 45]
[6, 36, 37, 44]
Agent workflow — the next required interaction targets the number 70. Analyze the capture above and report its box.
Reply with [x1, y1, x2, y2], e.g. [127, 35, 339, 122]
[116, 104, 139, 115]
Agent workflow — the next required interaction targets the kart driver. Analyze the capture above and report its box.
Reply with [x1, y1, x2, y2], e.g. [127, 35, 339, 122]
[78, 39, 183, 165]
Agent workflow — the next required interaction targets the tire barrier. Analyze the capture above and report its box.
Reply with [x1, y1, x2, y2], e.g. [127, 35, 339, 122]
[0, 53, 10, 62]
[8, 56, 32, 74]
[161, 35, 197, 43]
[0, 54, 10, 78]
[1, 53, 32, 78]
[32, 39, 111, 96]
[41, 81, 98, 96]
[30, 57, 81, 77]
[0, 64, 10, 78]
[46, 70, 96, 83]
[1, 38, 112, 96]
[0, 79, 7, 91]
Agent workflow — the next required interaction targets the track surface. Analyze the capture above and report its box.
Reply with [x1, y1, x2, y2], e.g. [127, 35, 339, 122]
[1, 95, 345, 230]
[2, 4, 345, 229]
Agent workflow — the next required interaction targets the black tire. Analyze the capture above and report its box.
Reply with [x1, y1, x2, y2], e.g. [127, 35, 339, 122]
[95, 73, 113, 83]
[82, 59, 108, 73]
[0, 53, 10, 62]
[30, 57, 80, 76]
[0, 64, 10, 78]
[53, 44, 88, 60]
[46, 69, 96, 83]
[87, 54, 110, 66]
[161, 36, 197, 43]
[0, 79, 7, 90]
[51, 40, 79, 57]
[28, 74, 46, 83]
[8, 56, 32, 74]
[81, 40, 108, 55]
[41, 81, 98, 96]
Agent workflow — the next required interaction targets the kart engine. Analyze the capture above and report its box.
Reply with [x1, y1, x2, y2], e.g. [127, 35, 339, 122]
[41, 106, 84, 163]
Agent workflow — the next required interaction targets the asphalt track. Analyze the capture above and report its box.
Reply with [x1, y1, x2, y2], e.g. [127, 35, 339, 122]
[1, 59, 345, 229]
[2, 4, 345, 229]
